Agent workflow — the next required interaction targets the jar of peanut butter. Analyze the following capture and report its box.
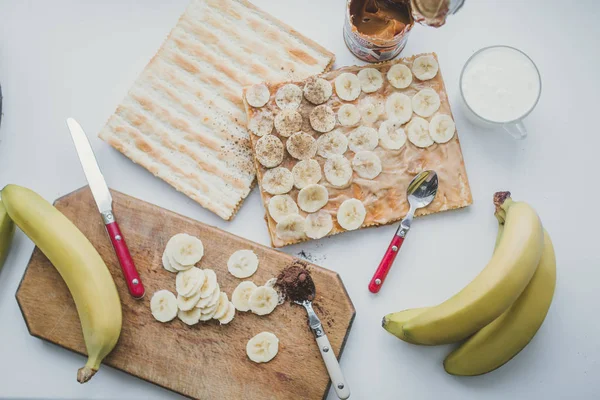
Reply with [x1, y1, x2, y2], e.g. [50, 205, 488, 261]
[343, 0, 465, 62]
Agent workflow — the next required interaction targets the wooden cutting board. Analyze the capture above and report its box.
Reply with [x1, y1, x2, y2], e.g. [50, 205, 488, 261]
[15, 187, 355, 399]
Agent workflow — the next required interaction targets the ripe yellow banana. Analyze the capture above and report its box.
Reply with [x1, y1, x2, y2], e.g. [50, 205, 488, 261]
[444, 229, 556, 375]
[1, 185, 122, 383]
[0, 200, 15, 270]
[402, 192, 544, 345]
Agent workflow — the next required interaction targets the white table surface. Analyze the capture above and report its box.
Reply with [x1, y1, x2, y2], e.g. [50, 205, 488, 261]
[1, 0, 599, 399]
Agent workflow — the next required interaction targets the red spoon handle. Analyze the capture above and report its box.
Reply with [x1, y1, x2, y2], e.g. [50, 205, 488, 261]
[369, 235, 405, 293]
[106, 221, 145, 299]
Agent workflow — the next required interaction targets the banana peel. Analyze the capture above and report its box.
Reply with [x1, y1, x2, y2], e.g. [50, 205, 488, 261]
[0, 199, 15, 271]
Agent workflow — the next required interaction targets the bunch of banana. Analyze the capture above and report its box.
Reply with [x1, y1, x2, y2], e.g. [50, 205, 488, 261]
[383, 192, 556, 376]
[1, 185, 122, 383]
[0, 199, 15, 270]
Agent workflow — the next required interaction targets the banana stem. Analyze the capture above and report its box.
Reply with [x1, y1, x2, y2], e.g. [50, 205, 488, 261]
[493, 191, 513, 225]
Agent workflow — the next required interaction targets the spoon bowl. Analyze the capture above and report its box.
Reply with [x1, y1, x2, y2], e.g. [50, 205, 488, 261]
[407, 170, 438, 209]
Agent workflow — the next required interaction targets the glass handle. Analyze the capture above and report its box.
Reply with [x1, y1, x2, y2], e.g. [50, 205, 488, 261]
[502, 121, 527, 140]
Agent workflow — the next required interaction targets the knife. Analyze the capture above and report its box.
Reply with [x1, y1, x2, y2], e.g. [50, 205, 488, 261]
[67, 117, 145, 299]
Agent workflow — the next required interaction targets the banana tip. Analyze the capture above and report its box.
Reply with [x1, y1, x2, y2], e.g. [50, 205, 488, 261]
[493, 191, 511, 209]
[77, 366, 98, 384]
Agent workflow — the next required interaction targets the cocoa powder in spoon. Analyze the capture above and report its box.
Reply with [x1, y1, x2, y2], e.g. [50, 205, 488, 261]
[276, 262, 315, 302]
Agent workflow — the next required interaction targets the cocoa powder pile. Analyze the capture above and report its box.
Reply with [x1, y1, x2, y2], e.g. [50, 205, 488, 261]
[276, 263, 315, 302]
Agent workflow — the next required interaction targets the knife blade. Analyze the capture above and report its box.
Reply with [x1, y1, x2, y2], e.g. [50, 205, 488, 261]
[67, 117, 145, 299]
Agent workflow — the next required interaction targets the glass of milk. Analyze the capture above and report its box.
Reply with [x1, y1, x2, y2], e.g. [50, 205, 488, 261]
[460, 46, 541, 139]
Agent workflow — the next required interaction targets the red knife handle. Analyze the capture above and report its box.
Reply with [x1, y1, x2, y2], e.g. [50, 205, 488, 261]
[105, 221, 145, 299]
[369, 235, 405, 293]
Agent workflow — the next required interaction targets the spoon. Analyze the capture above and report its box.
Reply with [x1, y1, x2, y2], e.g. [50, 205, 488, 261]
[368, 170, 438, 293]
[294, 279, 350, 399]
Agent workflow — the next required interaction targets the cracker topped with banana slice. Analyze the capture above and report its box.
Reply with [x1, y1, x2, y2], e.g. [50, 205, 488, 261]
[243, 52, 473, 247]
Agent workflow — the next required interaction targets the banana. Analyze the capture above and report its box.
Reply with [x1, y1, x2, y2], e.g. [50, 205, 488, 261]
[324, 155, 353, 187]
[286, 132, 318, 160]
[0, 200, 15, 271]
[337, 198, 366, 230]
[412, 88, 440, 117]
[387, 63, 413, 89]
[382, 308, 429, 345]
[348, 126, 379, 153]
[255, 135, 284, 168]
[267, 195, 299, 223]
[275, 109, 303, 137]
[297, 184, 329, 213]
[317, 131, 348, 159]
[248, 111, 274, 137]
[310, 105, 336, 133]
[151, 290, 178, 323]
[176, 267, 205, 297]
[275, 214, 306, 241]
[352, 151, 382, 179]
[385, 93, 413, 124]
[167, 251, 192, 272]
[379, 120, 407, 150]
[292, 159, 322, 189]
[412, 55, 439, 81]
[177, 290, 202, 311]
[219, 302, 236, 325]
[276, 83, 303, 110]
[167, 233, 204, 266]
[177, 307, 202, 326]
[406, 117, 433, 148]
[337, 104, 361, 127]
[232, 281, 258, 311]
[444, 230, 556, 376]
[429, 114, 455, 144]
[212, 292, 230, 320]
[402, 193, 544, 345]
[335, 72, 361, 101]
[162, 250, 177, 273]
[195, 285, 220, 308]
[358, 68, 384, 93]
[304, 210, 334, 239]
[303, 77, 332, 105]
[227, 249, 259, 278]
[360, 98, 383, 124]
[249, 286, 279, 316]
[262, 167, 294, 195]
[199, 269, 218, 298]
[246, 332, 279, 363]
[199, 300, 219, 320]
[245, 83, 270, 108]
[0, 184, 122, 383]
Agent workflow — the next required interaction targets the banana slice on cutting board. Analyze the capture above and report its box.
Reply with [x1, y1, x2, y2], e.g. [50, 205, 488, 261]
[317, 131, 348, 159]
[310, 105, 336, 133]
[412, 55, 439, 81]
[292, 159, 322, 189]
[162, 250, 178, 273]
[305, 210, 334, 239]
[195, 284, 220, 308]
[199, 269, 218, 298]
[348, 126, 379, 153]
[151, 290, 178, 322]
[276, 84, 302, 110]
[219, 302, 236, 325]
[379, 120, 407, 150]
[412, 88, 440, 118]
[177, 307, 203, 326]
[386, 93, 413, 124]
[199, 300, 220, 321]
[352, 151, 382, 179]
[337, 198, 366, 231]
[324, 154, 353, 187]
[303, 77, 332, 105]
[176, 267, 205, 297]
[262, 167, 294, 195]
[297, 184, 329, 213]
[429, 114, 456, 143]
[232, 281, 258, 312]
[255, 135, 284, 168]
[177, 290, 203, 311]
[267, 195, 299, 223]
[275, 214, 306, 241]
[228, 249, 259, 278]
[387, 63, 413, 89]
[246, 332, 279, 363]
[248, 111, 274, 137]
[358, 68, 383, 93]
[211, 292, 230, 320]
[274, 109, 303, 137]
[407, 117, 434, 148]
[246, 83, 270, 108]
[337, 104, 361, 127]
[249, 286, 279, 316]
[167, 233, 204, 266]
[335, 73, 361, 101]
[286, 132, 318, 160]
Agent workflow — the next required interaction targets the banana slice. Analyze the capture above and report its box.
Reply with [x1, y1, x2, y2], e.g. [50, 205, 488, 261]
[310, 105, 336, 133]
[199, 269, 218, 298]
[337, 198, 366, 230]
[195, 284, 220, 308]
[324, 154, 353, 187]
[337, 104, 361, 127]
[199, 298, 220, 320]
[177, 290, 202, 311]
[249, 286, 279, 316]
[297, 184, 328, 213]
[262, 167, 294, 195]
[379, 120, 407, 150]
[219, 302, 236, 325]
[316, 130, 348, 159]
[292, 159, 322, 189]
[246, 332, 279, 363]
[275, 84, 302, 110]
[412, 88, 440, 118]
[167, 251, 192, 272]
[274, 109, 303, 137]
[176, 267, 205, 297]
[407, 117, 434, 148]
[305, 210, 334, 239]
[335, 72, 361, 101]
[429, 113, 456, 143]
[255, 135, 284, 168]
[275, 214, 306, 241]
[166, 233, 204, 267]
[385, 93, 413, 124]
[267, 194, 299, 223]
[359, 98, 384, 124]
[246, 83, 270, 108]
[412, 55, 439, 81]
[352, 151, 382, 179]
[358, 68, 383, 93]
[232, 281, 258, 312]
[248, 111, 274, 137]
[387, 63, 413, 89]
[162, 250, 177, 273]
[286, 132, 317, 160]
[228, 249, 259, 279]
[303, 77, 332, 105]
[177, 307, 202, 326]
[150, 290, 178, 322]
[211, 292, 230, 320]
[348, 126, 379, 153]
